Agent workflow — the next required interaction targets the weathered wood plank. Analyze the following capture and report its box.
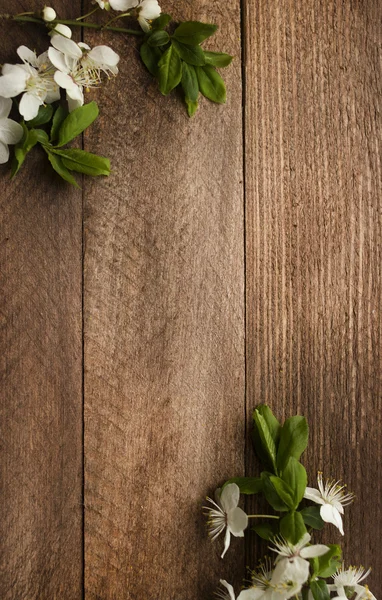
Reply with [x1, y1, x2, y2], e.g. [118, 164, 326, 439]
[244, 0, 382, 590]
[83, 2, 244, 598]
[0, 2, 83, 598]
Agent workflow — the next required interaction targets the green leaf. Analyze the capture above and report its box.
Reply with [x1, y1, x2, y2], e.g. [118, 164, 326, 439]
[50, 105, 68, 142]
[10, 122, 28, 178]
[50, 149, 110, 177]
[252, 521, 279, 540]
[280, 511, 307, 544]
[26, 104, 53, 128]
[181, 63, 199, 101]
[224, 477, 262, 495]
[173, 21, 217, 46]
[277, 416, 309, 472]
[269, 476, 295, 510]
[299, 506, 324, 530]
[56, 101, 99, 147]
[33, 129, 49, 145]
[282, 457, 307, 507]
[172, 39, 205, 66]
[46, 150, 80, 187]
[312, 544, 342, 578]
[310, 580, 330, 600]
[253, 409, 278, 473]
[204, 51, 233, 68]
[147, 30, 170, 47]
[140, 42, 162, 76]
[261, 472, 289, 512]
[195, 65, 226, 104]
[256, 405, 281, 446]
[158, 45, 182, 95]
[152, 13, 172, 30]
[185, 99, 198, 117]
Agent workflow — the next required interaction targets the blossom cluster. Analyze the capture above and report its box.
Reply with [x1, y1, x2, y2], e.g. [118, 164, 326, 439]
[204, 406, 376, 600]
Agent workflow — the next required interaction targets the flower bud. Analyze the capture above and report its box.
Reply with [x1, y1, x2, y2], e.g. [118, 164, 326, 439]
[49, 23, 72, 38]
[42, 6, 56, 21]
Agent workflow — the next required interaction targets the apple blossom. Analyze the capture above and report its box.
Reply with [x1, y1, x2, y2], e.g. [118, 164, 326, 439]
[42, 6, 57, 21]
[136, 0, 161, 31]
[327, 565, 376, 600]
[203, 483, 248, 558]
[304, 472, 354, 535]
[0, 46, 59, 120]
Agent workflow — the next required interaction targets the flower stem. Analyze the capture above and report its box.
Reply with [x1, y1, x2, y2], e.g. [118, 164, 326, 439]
[247, 514, 280, 519]
[102, 11, 132, 28]
[76, 7, 99, 21]
[2, 14, 144, 36]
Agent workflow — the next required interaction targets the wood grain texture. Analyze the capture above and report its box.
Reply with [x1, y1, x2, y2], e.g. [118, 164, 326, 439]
[244, 0, 382, 591]
[0, 2, 83, 598]
[83, 2, 245, 599]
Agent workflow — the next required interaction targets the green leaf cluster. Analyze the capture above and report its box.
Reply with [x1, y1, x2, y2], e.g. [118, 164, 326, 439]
[11, 102, 111, 186]
[140, 18, 233, 116]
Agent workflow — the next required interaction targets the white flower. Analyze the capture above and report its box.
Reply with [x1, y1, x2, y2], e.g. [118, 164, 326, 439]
[304, 472, 354, 535]
[327, 565, 376, 600]
[136, 0, 161, 31]
[48, 35, 119, 111]
[236, 557, 305, 600]
[215, 580, 236, 600]
[0, 97, 23, 164]
[203, 483, 248, 558]
[42, 6, 57, 21]
[270, 533, 329, 585]
[0, 47, 59, 121]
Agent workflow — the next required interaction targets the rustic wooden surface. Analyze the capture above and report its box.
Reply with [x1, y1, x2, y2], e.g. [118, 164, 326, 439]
[0, 0, 381, 598]
[244, 0, 382, 592]
[0, 2, 83, 599]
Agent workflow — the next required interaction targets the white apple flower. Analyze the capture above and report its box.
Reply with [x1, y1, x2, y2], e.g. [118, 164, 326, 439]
[42, 6, 57, 21]
[216, 580, 236, 600]
[236, 556, 306, 600]
[270, 533, 329, 585]
[304, 472, 354, 535]
[327, 565, 376, 600]
[0, 97, 23, 164]
[48, 34, 119, 111]
[0, 47, 59, 121]
[203, 483, 248, 558]
[136, 0, 161, 31]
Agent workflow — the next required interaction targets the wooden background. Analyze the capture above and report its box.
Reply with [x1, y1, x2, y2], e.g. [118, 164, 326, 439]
[0, 0, 381, 598]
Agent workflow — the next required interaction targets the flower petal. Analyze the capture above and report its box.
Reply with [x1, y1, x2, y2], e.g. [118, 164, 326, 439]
[354, 585, 376, 600]
[0, 118, 23, 144]
[221, 527, 231, 558]
[219, 580, 236, 600]
[304, 487, 325, 505]
[51, 35, 82, 59]
[300, 544, 330, 559]
[0, 97, 12, 119]
[67, 91, 84, 112]
[237, 589, 265, 600]
[320, 504, 344, 535]
[109, 0, 136, 9]
[0, 140, 9, 164]
[54, 71, 76, 90]
[272, 556, 309, 586]
[17, 45, 37, 66]
[227, 507, 248, 536]
[88, 46, 120, 67]
[0, 68, 28, 98]
[49, 48, 70, 73]
[19, 93, 43, 121]
[220, 483, 240, 512]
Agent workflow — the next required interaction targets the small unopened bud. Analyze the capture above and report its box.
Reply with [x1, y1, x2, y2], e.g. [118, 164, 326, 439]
[42, 6, 56, 21]
[49, 23, 72, 38]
